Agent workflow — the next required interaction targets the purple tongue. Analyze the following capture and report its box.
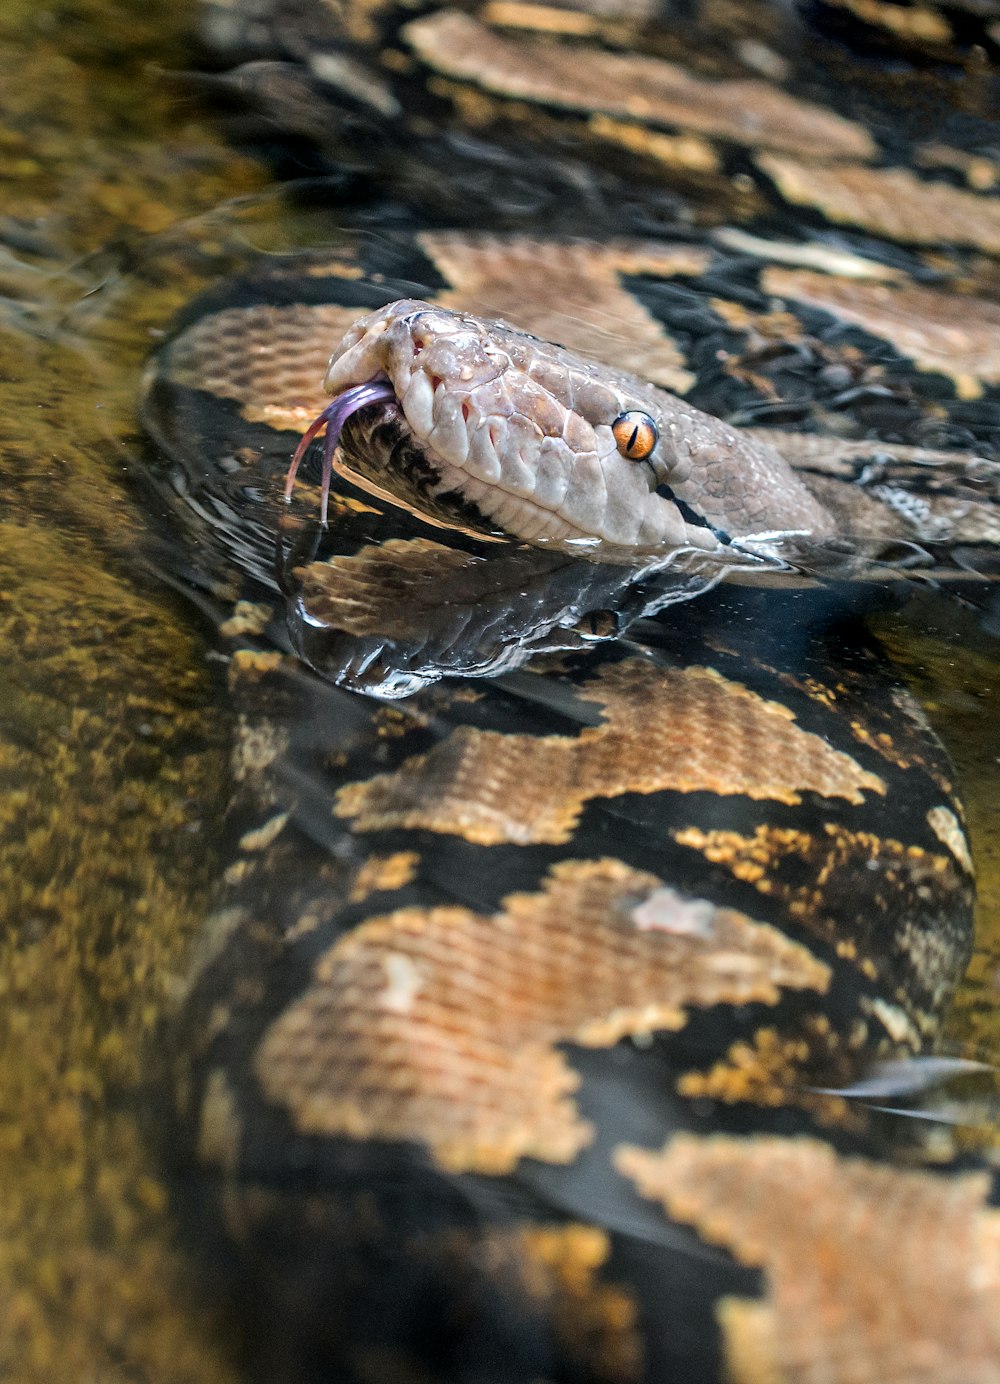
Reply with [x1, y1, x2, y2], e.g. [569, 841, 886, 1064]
[284, 378, 397, 525]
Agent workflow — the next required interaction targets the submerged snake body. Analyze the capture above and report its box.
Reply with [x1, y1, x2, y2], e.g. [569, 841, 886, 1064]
[143, 3, 1000, 1381]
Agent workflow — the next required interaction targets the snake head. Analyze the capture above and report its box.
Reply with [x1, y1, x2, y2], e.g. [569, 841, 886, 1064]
[290, 299, 833, 559]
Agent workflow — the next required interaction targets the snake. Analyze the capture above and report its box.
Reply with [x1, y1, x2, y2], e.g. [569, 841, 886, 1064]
[140, 1, 1000, 1380]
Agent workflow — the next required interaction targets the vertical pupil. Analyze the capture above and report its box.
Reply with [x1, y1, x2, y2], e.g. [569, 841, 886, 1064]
[613, 411, 657, 459]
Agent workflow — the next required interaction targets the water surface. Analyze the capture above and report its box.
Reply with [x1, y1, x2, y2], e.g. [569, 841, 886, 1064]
[1, 2, 999, 1378]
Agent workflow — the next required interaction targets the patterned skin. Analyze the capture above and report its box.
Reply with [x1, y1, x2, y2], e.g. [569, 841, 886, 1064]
[148, 287, 990, 1384]
[141, 1, 1000, 1379]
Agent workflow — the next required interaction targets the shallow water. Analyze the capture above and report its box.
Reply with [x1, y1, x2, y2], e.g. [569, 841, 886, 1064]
[1, 1, 1000, 1379]
[0, 2, 259, 1377]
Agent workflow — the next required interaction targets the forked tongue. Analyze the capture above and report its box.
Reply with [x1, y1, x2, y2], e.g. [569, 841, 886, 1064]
[284, 378, 397, 524]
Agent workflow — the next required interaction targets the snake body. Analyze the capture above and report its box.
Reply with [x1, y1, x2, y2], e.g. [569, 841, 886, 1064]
[142, 3, 1000, 1380]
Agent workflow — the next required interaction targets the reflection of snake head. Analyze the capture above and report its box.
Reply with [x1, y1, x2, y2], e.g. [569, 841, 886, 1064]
[289, 298, 836, 558]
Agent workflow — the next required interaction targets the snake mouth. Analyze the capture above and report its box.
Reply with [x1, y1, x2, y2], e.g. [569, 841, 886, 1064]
[284, 376, 511, 541]
[285, 376, 399, 526]
[284, 374, 513, 543]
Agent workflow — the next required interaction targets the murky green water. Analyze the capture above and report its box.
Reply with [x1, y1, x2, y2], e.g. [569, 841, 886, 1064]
[1, 1, 999, 1378]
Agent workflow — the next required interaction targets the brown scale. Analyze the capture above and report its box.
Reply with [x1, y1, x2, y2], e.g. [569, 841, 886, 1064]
[218, 599, 273, 639]
[814, 0, 954, 46]
[482, 0, 660, 37]
[708, 298, 816, 401]
[167, 238, 704, 404]
[583, 114, 722, 178]
[675, 1018, 856, 1126]
[754, 668, 960, 800]
[252, 858, 830, 1174]
[416, 232, 709, 391]
[672, 822, 970, 1025]
[926, 804, 974, 874]
[615, 1134, 1000, 1384]
[296, 539, 482, 638]
[227, 648, 286, 687]
[844, 693, 943, 778]
[334, 658, 885, 846]
[916, 143, 999, 193]
[402, 11, 875, 160]
[347, 852, 421, 903]
[237, 809, 290, 853]
[163, 302, 360, 430]
[197, 1067, 244, 1176]
[757, 155, 1000, 261]
[231, 714, 289, 785]
[762, 266, 1000, 400]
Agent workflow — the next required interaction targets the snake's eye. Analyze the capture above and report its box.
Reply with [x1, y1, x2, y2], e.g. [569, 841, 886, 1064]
[612, 410, 658, 461]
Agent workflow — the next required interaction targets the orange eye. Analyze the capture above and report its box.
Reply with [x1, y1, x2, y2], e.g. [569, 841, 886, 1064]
[612, 410, 658, 461]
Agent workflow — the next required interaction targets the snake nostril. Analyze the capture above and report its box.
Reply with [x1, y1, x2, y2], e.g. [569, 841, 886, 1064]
[461, 402, 470, 421]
